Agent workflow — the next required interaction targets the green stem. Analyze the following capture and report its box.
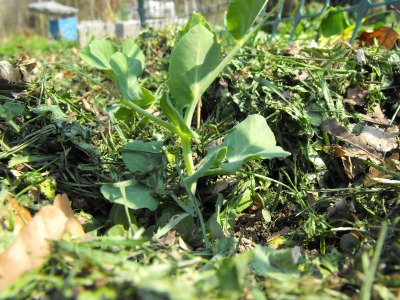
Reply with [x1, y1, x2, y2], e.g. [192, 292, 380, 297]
[359, 221, 388, 300]
[183, 0, 284, 126]
[202, 167, 232, 177]
[121, 99, 182, 136]
[181, 134, 196, 194]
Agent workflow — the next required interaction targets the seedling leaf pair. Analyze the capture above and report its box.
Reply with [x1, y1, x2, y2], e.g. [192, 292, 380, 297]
[80, 39, 153, 108]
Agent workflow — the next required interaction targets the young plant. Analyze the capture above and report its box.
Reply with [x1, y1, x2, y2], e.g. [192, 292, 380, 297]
[79, 0, 289, 228]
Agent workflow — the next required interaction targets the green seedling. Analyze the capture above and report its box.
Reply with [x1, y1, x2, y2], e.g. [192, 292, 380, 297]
[77, 0, 290, 245]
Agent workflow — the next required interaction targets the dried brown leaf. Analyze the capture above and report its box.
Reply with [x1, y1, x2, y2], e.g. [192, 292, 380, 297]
[358, 26, 399, 50]
[294, 69, 309, 81]
[358, 126, 398, 152]
[342, 156, 366, 179]
[322, 119, 383, 163]
[343, 86, 368, 106]
[155, 230, 176, 245]
[325, 198, 355, 223]
[0, 194, 85, 292]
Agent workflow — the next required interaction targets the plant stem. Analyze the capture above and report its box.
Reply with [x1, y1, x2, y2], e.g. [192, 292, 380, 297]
[181, 134, 196, 194]
[121, 99, 182, 136]
[184, 0, 284, 126]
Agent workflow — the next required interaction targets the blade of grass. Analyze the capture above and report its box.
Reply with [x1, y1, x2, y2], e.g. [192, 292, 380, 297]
[155, 213, 190, 239]
[359, 221, 388, 300]
[363, 159, 400, 180]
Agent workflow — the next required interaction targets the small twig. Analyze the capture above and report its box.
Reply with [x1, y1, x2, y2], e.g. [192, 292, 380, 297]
[364, 81, 383, 84]
[390, 5, 400, 15]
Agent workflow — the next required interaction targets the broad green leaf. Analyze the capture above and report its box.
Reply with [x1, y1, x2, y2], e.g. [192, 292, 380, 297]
[340, 233, 361, 254]
[183, 145, 227, 185]
[219, 161, 243, 173]
[261, 209, 271, 223]
[251, 245, 300, 281]
[226, 210, 237, 229]
[123, 140, 163, 153]
[167, 24, 221, 110]
[109, 104, 134, 122]
[217, 237, 234, 254]
[319, 6, 349, 38]
[121, 38, 146, 69]
[101, 184, 159, 210]
[211, 146, 227, 168]
[160, 92, 196, 138]
[133, 87, 155, 109]
[234, 189, 253, 213]
[105, 224, 126, 238]
[218, 115, 290, 173]
[122, 140, 163, 173]
[176, 214, 195, 240]
[80, 39, 116, 70]
[38, 177, 56, 200]
[210, 218, 224, 239]
[110, 52, 144, 101]
[33, 105, 67, 121]
[217, 251, 253, 293]
[225, 0, 268, 42]
[0, 101, 24, 120]
[174, 12, 214, 49]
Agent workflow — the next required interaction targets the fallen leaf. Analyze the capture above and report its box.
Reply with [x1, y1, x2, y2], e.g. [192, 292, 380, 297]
[323, 117, 398, 178]
[294, 69, 309, 81]
[371, 104, 388, 125]
[28, 187, 41, 202]
[359, 125, 398, 152]
[71, 47, 80, 57]
[178, 236, 191, 252]
[0, 194, 85, 292]
[205, 138, 223, 150]
[14, 53, 37, 73]
[284, 44, 301, 56]
[322, 119, 383, 163]
[0, 61, 22, 88]
[63, 70, 74, 77]
[155, 230, 176, 245]
[343, 86, 368, 106]
[357, 26, 399, 50]
[211, 177, 237, 195]
[325, 197, 356, 224]
[267, 227, 290, 243]
[358, 104, 393, 128]
[342, 156, 366, 179]
[282, 90, 296, 100]
[307, 192, 317, 205]
[1, 194, 32, 233]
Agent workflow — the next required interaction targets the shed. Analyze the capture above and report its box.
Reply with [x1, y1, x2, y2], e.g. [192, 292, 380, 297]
[27, 1, 79, 41]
